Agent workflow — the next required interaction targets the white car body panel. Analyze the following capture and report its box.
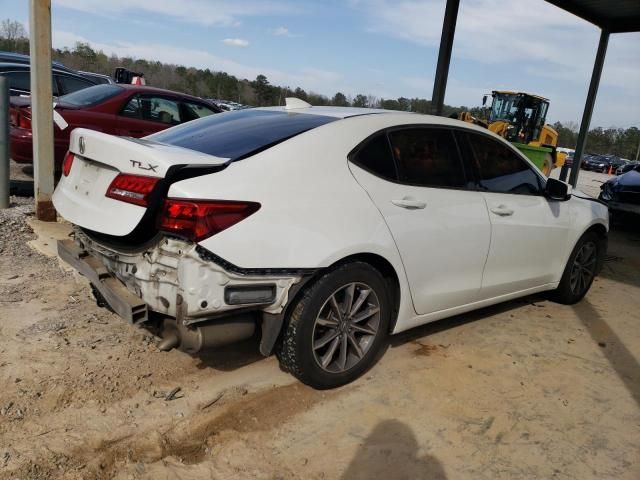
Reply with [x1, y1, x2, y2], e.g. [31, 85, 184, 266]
[53, 128, 229, 236]
[52, 108, 609, 339]
[349, 164, 491, 314]
[480, 191, 572, 297]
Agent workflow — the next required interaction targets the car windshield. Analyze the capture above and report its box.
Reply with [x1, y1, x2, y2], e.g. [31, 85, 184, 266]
[57, 84, 123, 107]
[148, 109, 338, 159]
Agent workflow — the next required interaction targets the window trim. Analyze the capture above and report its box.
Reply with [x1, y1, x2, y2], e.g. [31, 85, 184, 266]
[456, 129, 547, 197]
[348, 130, 399, 182]
[119, 93, 142, 119]
[134, 94, 181, 125]
[348, 124, 474, 191]
[178, 100, 218, 122]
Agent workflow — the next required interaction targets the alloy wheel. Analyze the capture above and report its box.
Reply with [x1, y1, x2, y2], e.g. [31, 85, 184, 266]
[312, 282, 381, 373]
[569, 241, 597, 295]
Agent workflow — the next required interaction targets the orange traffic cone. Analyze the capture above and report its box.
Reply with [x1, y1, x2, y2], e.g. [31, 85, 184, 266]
[608, 165, 613, 174]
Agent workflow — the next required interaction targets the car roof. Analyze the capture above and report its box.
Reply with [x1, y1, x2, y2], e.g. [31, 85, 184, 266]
[115, 84, 210, 100]
[257, 105, 496, 134]
[258, 105, 405, 119]
[0, 62, 87, 76]
[0, 51, 71, 70]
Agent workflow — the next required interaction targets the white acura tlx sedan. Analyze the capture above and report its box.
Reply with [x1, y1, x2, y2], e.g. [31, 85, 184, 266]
[53, 99, 608, 389]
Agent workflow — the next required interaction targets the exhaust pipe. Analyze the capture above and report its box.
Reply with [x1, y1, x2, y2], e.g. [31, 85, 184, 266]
[158, 314, 256, 354]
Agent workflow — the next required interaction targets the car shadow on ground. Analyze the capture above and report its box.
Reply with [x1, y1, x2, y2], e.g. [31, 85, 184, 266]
[600, 219, 640, 289]
[194, 335, 266, 372]
[139, 316, 266, 372]
[572, 298, 640, 408]
[340, 419, 447, 480]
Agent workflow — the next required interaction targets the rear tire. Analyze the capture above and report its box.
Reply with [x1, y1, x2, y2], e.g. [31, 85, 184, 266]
[550, 232, 602, 305]
[276, 262, 391, 389]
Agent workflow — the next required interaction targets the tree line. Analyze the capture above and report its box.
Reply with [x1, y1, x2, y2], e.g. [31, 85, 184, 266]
[1, 19, 638, 159]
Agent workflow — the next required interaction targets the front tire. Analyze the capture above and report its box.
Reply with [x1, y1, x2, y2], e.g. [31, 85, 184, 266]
[550, 232, 602, 305]
[276, 262, 391, 389]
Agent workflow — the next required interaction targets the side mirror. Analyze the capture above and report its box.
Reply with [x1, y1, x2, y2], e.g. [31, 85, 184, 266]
[482, 95, 488, 106]
[545, 178, 570, 201]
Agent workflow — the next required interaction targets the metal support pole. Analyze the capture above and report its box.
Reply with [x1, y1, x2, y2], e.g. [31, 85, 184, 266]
[30, 0, 56, 221]
[569, 28, 609, 188]
[431, 0, 460, 116]
[0, 77, 9, 209]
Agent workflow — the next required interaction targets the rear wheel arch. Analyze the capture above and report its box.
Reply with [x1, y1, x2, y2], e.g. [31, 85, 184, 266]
[325, 253, 401, 333]
[276, 253, 401, 342]
[275, 257, 395, 388]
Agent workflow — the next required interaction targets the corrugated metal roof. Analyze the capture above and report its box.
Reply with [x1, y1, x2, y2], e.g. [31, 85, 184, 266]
[545, 0, 640, 33]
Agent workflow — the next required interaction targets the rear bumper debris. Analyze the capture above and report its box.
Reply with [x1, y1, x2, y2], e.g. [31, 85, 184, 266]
[57, 239, 148, 323]
[59, 230, 304, 326]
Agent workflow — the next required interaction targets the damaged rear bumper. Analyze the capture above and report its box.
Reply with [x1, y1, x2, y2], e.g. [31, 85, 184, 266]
[64, 230, 305, 325]
[58, 239, 148, 323]
[57, 231, 313, 354]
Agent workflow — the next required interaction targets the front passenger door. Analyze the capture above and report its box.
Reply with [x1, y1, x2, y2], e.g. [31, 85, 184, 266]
[460, 132, 572, 298]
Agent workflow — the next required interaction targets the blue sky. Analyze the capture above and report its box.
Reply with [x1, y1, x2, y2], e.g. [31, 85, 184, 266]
[3, 0, 639, 127]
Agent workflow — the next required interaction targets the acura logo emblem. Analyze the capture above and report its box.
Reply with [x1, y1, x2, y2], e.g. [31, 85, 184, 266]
[79, 136, 85, 154]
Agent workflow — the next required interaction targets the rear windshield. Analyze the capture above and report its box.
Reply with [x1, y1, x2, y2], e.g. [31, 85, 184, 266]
[58, 84, 123, 107]
[148, 109, 338, 159]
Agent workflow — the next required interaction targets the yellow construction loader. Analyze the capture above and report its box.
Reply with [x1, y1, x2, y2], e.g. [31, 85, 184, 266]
[459, 91, 566, 175]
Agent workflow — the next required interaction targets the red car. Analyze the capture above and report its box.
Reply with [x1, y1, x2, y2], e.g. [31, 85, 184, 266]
[10, 84, 221, 168]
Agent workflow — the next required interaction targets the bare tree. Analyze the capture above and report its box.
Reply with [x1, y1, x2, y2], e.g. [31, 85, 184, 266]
[0, 19, 27, 40]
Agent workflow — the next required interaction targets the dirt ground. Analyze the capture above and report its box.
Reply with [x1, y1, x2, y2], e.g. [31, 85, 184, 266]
[1, 169, 639, 479]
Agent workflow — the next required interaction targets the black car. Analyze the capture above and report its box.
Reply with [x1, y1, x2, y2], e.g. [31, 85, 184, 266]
[582, 155, 609, 172]
[599, 165, 640, 216]
[617, 162, 638, 175]
[0, 51, 74, 73]
[0, 62, 98, 97]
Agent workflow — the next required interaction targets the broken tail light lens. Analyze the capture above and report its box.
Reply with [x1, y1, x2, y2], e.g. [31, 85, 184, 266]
[62, 151, 75, 177]
[105, 174, 160, 207]
[159, 199, 260, 242]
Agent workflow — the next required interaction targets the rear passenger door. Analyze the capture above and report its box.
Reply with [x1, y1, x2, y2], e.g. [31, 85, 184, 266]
[459, 131, 572, 298]
[349, 127, 491, 315]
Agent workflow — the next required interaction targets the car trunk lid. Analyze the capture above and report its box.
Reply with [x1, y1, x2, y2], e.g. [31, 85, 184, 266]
[52, 128, 230, 237]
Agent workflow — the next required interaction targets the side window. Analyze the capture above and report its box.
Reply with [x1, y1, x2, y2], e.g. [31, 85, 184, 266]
[140, 96, 180, 125]
[467, 133, 542, 195]
[5, 71, 31, 92]
[351, 133, 397, 181]
[57, 75, 94, 94]
[388, 128, 466, 188]
[180, 101, 216, 122]
[121, 96, 141, 118]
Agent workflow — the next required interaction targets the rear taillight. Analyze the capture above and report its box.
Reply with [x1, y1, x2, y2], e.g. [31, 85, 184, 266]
[9, 109, 31, 129]
[62, 151, 75, 177]
[105, 174, 160, 207]
[159, 199, 260, 241]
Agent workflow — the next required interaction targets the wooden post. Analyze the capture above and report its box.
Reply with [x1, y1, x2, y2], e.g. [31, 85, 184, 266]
[29, 0, 56, 221]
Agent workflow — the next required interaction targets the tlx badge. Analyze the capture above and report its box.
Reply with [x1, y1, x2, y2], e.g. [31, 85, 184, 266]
[130, 160, 158, 172]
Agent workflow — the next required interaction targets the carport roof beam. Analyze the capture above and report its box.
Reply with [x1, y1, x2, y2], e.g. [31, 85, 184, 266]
[544, 0, 640, 33]
[431, 0, 460, 116]
[569, 28, 609, 188]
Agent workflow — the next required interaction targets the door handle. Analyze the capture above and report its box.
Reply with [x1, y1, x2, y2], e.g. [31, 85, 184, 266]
[490, 205, 514, 216]
[391, 198, 426, 210]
